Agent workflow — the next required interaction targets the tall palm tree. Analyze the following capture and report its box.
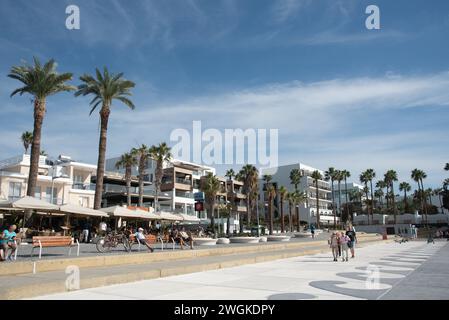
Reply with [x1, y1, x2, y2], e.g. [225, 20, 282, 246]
[335, 170, 343, 223]
[225, 169, 235, 180]
[131, 145, 150, 207]
[365, 169, 375, 219]
[341, 170, 351, 224]
[278, 186, 288, 233]
[289, 168, 302, 230]
[325, 167, 338, 229]
[266, 184, 276, 235]
[384, 170, 398, 224]
[9, 57, 75, 221]
[286, 192, 294, 232]
[201, 172, 221, 234]
[434, 188, 444, 214]
[239, 165, 258, 230]
[374, 189, 384, 209]
[411, 169, 428, 224]
[311, 170, 322, 229]
[375, 180, 387, 212]
[399, 182, 411, 214]
[76, 67, 135, 209]
[21, 131, 33, 154]
[359, 171, 370, 223]
[115, 152, 137, 206]
[149, 142, 172, 211]
[289, 191, 307, 231]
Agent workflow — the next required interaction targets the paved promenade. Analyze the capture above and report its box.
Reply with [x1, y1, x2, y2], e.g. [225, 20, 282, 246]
[34, 240, 449, 300]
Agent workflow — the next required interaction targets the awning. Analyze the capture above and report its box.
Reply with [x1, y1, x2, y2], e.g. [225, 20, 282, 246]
[59, 204, 109, 218]
[0, 196, 60, 212]
[155, 211, 183, 221]
[100, 206, 143, 219]
[134, 209, 161, 220]
[176, 213, 201, 222]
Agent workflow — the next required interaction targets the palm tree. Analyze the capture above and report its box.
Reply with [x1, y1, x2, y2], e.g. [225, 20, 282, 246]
[278, 186, 288, 233]
[325, 167, 338, 229]
[359, 171, 370, 223]
[225, 169, 235, 180]
[201, 172, 221, 234]
[149, 142, 172, 212]
[341, 170, 351, 224]
[375, 180, 387, 211]
[374, 189, 384, 209]
[365, 169, 376, 219]
[9, 57, 75, 221]
[266, 183, 276, 235]
[286, 192, 294, 232]
[131, 145, 150, 207]
[335, 170, 343, 223]
[289, 191, 307, 231]
[21, 131, 33, 154]
[311, 170, 322, 229]
[445, 163, 449, 171]
[239, 165, 258, 230]
[384, 170, 398, 223]
[76, 67, 135, 209]
[411, 169, 428, 224]
[434, 188, 444, 214]
[399, 182, 411, 214]
[115, 152, 137, 206]
[289, 168, 302, 231]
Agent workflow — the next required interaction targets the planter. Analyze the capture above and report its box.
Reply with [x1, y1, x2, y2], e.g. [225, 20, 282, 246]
[216, 238, 230, 245]
[229, 237, 260, 244]
[193, 238, 217, 246]
[259, 236, 268, 242]
[267, 235, 291, 242]
[294, 232, 312, 238]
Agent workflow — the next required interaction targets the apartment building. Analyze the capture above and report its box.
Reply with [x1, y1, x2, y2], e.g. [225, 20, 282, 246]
[0, 154, 96, 208]
[261, 163, 335, 226]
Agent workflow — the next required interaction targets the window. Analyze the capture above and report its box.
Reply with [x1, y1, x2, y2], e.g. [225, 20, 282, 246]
[8, 182, 22, 201]
[46, 187, 57, 204]
[79, 196, 89, 208]
[34, 186, 42, 199]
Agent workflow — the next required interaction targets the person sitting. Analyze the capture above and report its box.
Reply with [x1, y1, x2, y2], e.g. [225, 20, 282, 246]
[179, 227, 194, 250]
[135, 227, 154, 253]
[1, 225, 17, 261]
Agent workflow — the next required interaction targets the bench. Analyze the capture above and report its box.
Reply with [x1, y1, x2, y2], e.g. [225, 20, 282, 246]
[31, 236, 79, 259]
[128, 234, 158, 251]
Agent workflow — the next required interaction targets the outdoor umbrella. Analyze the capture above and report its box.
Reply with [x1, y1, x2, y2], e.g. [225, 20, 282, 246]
[59, 204, 109, 218]
[0, 196, 60, 212]
[155, 211, 183, 222]
[100, 206, 143, 219]
[175, 213, 200, 222]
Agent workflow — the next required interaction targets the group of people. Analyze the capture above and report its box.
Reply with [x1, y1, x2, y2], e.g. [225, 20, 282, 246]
[328, 226, 357, 262]
[0, 224, 17, 262]
[132, 226, 195, 253]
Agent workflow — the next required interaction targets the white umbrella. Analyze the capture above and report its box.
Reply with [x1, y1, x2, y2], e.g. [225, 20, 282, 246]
[59, 204, 109, 218]
[134, 209, 161, 220]
[155, 211, 183, 221]
[100, 206, 143, 219]
[0, 196, 60, 212]
[176, 213, 200, 222]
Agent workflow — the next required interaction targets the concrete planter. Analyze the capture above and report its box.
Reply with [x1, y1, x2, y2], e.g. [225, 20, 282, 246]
[259, 237, 268, 243]
[229, 237, 260, 244]
[193, 238, 217, 246]
[216, 238, 230, 245]
[267, 235, 291, 242]
[294, 232, 312, 238]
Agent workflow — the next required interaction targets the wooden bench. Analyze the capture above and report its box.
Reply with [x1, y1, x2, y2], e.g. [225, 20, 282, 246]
[128, 234, 158, 251]
[31, 236, 79, 259]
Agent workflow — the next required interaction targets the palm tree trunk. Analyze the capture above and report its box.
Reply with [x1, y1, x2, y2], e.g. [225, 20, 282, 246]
[296, 205, 300, 232]
[391, 183, 397, 224]
[337, 182, 342, 225]
[420, 179, 428, 225]
[126, 178, 131, 207]
[210, 201, 215, 234]
[344, 178, 350, 224]
[93, 107, 110, 210]
[403, 191, 407, 214]
[369, 179, 374, 218]
[289, 201, 293, 232]
[269, 196, 273, 235]
[331, 180, 336, 229]
[246, 193, 252, 229]
[280, 197, 285, 233]
[315, 182, 320, 229]
[154, 162, 162, 211]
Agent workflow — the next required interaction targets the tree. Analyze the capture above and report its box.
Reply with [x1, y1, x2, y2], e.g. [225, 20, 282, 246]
[384, 170, 398, 224]
[365, 169, 376, 220]
[266, 184, 276, 235]
[289, 191, 307, 231]
[359, 171, 370, 223]
[445, 163, 449, 171]
[411, 169, 428, 224]
[9, 57, 75, 223]
[131, 145, 150, 207]
[399, 182, 411, 214]
[289, 168, 303, 231]
[21, 131, 33, 154]
[311, 170, 322, 229]
[374, 189, 384, 210]
[375, 180, 387, 212]
[115, 152, 137, 206]
[76, 67, 135, 209]
[238, 165, 258, 230]
[325, 167, 338, 229]
[201, 172, 221, 234]
[149, 142, 172, 211]
[225, 169, 235, 180]
[278, 186, 288, 233]
[335, 170, 343, 223]
[341, 170, 351, 224]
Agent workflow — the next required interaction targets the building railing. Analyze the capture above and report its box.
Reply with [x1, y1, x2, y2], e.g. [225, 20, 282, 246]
[71, 183, 95, 191]
[175, 177, 192, 185]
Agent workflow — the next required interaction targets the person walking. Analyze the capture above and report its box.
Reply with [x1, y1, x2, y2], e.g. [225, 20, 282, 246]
[310, 224, 315, 239]
[346, 225, 357, 258]
[329, 232, 339, 262]
[336, 232, 342, 257]
[340, 233, 350, 262]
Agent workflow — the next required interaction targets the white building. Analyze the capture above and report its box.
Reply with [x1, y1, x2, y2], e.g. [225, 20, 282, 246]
[332, 182, 369, 213]
[261, 163, 336, 226]
[0, 154, 96, 208]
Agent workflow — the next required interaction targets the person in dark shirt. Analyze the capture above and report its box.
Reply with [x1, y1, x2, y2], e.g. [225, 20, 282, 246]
[345, 226, 357, 258]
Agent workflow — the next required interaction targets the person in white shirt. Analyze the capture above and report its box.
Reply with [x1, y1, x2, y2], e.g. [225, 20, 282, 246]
[135, 228, 154, 253]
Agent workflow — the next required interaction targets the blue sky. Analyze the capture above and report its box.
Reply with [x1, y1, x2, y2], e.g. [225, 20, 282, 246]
[0, 0, 448, 188]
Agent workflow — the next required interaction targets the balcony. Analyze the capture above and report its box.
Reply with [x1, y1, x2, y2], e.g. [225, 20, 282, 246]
[71, 183, 95, 191]
[175, 177, 192, 185]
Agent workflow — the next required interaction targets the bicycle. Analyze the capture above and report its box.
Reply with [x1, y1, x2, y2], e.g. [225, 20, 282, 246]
[96, 231, 131, 253]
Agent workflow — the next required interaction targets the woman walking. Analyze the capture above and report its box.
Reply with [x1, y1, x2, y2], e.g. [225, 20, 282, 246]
[329, 232, 339, 261]
[346, 225, 357, 258]
[340, 233, 350, 262]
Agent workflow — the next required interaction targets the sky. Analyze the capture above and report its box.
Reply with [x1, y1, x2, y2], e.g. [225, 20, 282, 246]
[0, 0, 448, 189]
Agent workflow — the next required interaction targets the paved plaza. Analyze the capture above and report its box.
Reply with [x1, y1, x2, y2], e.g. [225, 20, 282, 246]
[34, 240, 449, 300]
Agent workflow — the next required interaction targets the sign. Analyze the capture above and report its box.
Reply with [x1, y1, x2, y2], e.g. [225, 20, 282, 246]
[194, 192, 205, 202]
[195, 201, 204, 212]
